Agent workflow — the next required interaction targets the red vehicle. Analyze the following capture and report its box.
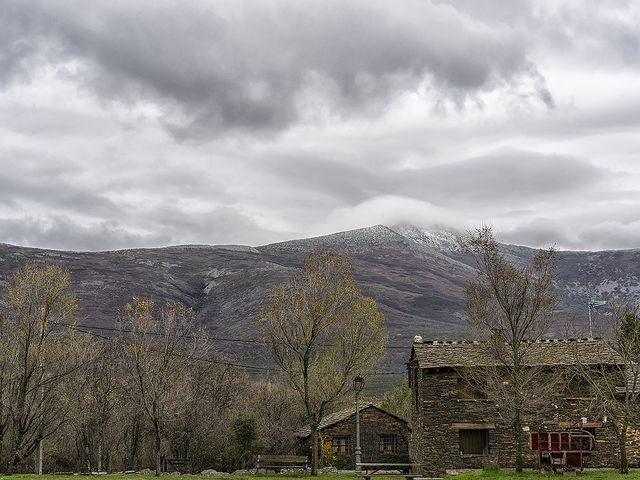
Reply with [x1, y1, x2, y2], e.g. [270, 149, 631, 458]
[530, 430, 596, 472]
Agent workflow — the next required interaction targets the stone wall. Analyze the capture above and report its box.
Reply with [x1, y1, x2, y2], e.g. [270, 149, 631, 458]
[409, 364, 633, 474]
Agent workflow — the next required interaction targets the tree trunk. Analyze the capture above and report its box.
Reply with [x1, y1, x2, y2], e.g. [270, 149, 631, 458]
[97, 439, 102, 473]
[7, 449, 16, 474]
[619, 428, 629, 474]
[154, 420, 161, 477]
[8, 419, 25, 474]
[128, 422, 140, 470]
[0, 426, 5, 473]
[310, 428, 319, 475]
[514, 406, 523, 473]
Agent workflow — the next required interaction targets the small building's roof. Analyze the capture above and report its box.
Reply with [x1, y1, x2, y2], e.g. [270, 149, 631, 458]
[410, 337, 624, 370]
[296, 404, 407, 438]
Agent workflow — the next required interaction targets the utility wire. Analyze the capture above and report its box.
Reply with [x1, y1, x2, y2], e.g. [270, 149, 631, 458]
[53, 321, 407, 376]
[54, 320, 412, 349]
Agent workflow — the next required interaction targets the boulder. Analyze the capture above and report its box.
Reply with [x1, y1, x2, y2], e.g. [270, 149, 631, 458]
[201, 469, 230, 477]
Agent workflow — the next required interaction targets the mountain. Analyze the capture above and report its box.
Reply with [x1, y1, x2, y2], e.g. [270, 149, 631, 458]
[1, 224, 640, 385]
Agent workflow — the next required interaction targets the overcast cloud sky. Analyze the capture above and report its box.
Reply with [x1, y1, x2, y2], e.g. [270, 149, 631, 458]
[1, 0, 640, 251]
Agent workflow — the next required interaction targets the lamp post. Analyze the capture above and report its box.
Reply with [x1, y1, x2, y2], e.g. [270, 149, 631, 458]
[353, 374, 365, 473]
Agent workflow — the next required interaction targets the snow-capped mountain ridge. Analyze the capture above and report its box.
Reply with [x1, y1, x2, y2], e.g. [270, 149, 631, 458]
[390, 223, 463, 253]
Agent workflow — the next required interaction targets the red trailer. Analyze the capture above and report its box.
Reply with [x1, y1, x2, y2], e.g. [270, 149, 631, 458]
[530, 430, 596, 472]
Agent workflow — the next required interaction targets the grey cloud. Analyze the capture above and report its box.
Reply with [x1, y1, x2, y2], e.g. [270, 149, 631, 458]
[0, 215, 170, 251]
[0, 151, 123, 217]
[501, 217, 640, 252]
[406, 150, 606, 205]
[499, 218, 575, 249]
[258, 149, 607, 212]
[1, 0, 550, 136]
[577, 221, 640, 251]
[0, 103, 115, 138]
[0, 7, 39, 86]
[263, 155, 379, 205]
[0, 204, 279, 251]
[135, 203, 283, 247]
[435, 0, 535, 24]
[535, 2, 640, 68]
[102, 159, 235, 202]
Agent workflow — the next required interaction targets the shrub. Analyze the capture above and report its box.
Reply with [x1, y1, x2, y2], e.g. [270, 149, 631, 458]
[482, 462, 501, 473]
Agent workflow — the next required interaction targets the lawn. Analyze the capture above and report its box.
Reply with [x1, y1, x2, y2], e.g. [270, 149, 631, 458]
[3, 471, 640, 480]
[455, 471, 640, 480]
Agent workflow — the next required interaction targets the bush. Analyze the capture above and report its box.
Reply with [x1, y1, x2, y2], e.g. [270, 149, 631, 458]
[226, 413, 264, 471]
[482, 462, 501, 473]
[334, 456, 354, 470]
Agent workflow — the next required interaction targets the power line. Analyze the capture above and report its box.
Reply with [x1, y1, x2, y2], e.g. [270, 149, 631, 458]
[55, 320, 412, 349]
[53, 321, 407, 376]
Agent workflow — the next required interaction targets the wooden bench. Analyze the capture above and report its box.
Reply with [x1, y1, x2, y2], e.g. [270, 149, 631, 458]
[255, 455, 309, 473]
[161, 457, 192, 474]
[355, 462, 422, 480]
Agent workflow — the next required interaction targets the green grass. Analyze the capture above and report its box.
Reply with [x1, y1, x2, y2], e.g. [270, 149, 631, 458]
[3, 472, 640, 480]
[454, 470, 640, 480]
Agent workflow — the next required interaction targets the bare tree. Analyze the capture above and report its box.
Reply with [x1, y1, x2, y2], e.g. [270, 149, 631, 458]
[260, 248, 387, 475]
[243, 381, 306, 455]
[118, 298, 205, 476]
[0, 262, 85, 473]
[70, 339, 124, 472]
[464, 226, 556, 472]
[0, 303, 13, 466]
[169, 358, 243, 468]
[572, 304, 640, 473]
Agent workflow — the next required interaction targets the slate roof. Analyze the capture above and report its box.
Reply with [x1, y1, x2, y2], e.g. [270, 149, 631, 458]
[410, 337, 624, 370]
[296, 404, 407, 438]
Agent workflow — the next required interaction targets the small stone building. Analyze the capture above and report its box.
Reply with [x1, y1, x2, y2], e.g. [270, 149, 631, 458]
[408, 337, 638, 473]
[297, 404, 410, 466]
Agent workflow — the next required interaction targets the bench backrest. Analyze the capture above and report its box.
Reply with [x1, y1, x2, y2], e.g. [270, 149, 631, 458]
[258, 455, 308, 464]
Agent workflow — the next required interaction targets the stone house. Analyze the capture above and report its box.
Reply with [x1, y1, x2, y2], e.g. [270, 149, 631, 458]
[297, 404, 410, 466]
[408, 337, 637, 473]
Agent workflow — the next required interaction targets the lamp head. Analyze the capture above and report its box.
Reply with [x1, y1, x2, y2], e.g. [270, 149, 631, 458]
[353, 374, 365, 392]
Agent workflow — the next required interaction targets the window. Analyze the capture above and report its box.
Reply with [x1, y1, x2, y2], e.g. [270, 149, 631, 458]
[457, 377, 487, 399]
[565, 375, 591, 397]
[459, 429, 489, 455]
[379, 435, 397, 454]
[331, 436, 352, 455]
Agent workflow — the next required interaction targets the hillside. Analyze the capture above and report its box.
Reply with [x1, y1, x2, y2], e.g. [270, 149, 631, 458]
[1, 224, 639, 381]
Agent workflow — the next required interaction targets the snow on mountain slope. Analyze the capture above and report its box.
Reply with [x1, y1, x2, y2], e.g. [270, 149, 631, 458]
[261, 225, 410, 253]
[390, 223, 463, 253]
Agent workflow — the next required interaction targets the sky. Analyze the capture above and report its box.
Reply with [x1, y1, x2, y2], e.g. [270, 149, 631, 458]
[1, 0, 640, 251]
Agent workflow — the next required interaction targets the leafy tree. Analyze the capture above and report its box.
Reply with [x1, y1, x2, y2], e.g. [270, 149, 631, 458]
[319, 433, 336, 467]
[381, 379, 411, 422]
[260, 248, 387, 475]
[228, 414, 262, 470]
[464, 226, 556, 472]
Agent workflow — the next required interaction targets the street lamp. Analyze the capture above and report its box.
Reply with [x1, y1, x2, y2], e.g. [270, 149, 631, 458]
[354, 374, 365, 473]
